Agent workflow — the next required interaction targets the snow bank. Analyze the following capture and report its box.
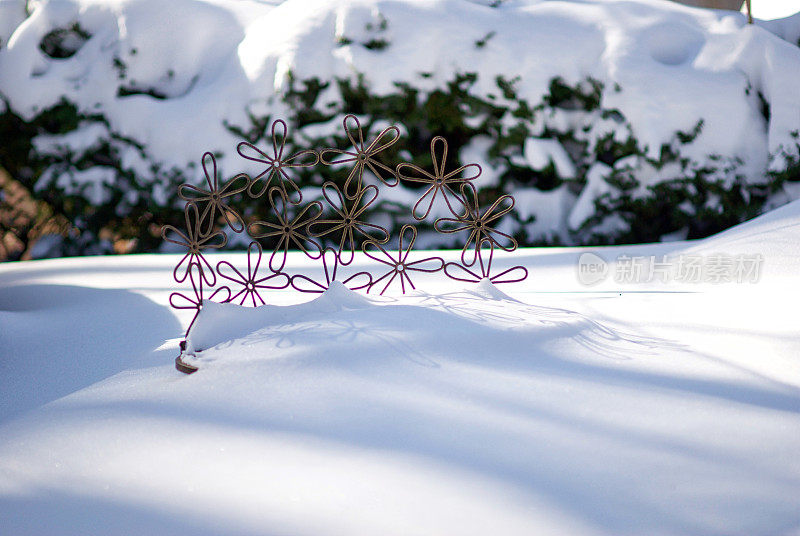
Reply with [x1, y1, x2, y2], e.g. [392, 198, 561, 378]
[1, 199, 800, 534]
[685, 196, 800, 278]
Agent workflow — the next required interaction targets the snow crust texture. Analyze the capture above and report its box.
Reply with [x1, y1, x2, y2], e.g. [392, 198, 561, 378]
[1, 201, 799, 535]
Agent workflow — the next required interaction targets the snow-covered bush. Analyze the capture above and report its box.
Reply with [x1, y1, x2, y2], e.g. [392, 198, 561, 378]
[1, 0, 799, 256]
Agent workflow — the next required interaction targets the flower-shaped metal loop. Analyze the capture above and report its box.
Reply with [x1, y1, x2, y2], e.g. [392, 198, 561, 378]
[290, 248, 373, 293]
[166, 122, 529, 365]
[307, 182, 390, 265]
[362, 225, 445, 295]
[178, 152, 249, 235]
[216, 242, 290, 307]
[444, 238, 528, 285]
[169, 262, 232, 335]
[320, 114, 400, 200]
[248, 187, 323, 272]
[397, 136, 481, 220]
[161, 202, 227, 286]
[434, 183, 517, 266]
[237, 119, 319, 203]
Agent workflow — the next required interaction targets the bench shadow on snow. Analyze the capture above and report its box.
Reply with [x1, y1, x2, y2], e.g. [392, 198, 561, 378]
[0, 284, 180, 423]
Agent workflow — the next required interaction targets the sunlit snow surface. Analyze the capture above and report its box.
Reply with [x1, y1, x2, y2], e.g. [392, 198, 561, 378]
[1, 202, 800, 535]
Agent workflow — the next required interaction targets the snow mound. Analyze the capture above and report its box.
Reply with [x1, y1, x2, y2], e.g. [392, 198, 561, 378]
[682, 198, 800, 279]
[1, 202, 799, 534]
[186, 280, 375, 354]
[183, 278, 663, 370]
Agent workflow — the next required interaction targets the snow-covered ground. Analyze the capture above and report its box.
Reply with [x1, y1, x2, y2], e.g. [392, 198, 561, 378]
[748, 0, 799, 21]
[1, 199, 798, 535]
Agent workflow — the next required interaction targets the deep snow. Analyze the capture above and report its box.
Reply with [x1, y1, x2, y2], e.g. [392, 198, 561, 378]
[0, 200, 799, 535]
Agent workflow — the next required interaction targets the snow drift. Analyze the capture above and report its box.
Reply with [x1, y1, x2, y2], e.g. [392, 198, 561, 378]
[1, 197, 798, 535]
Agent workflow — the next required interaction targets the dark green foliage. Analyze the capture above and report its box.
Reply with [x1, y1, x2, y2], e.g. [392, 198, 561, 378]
[362, 39, 389, 51]
[38, 23, 90, 59]
[1, 68, 794, 257]
[116, 86, 168, 100]
[544, 76, 602, 111]
[0, 99, 187, 256]
[232, 71, 777, 249]
[580, 122, 766, 244]
[337, 13, 390, 51]
[475, 31, 496, 49]
[768, 131, 800, 185]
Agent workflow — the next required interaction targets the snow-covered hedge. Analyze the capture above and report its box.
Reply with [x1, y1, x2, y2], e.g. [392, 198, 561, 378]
[1, 0, 799, 255]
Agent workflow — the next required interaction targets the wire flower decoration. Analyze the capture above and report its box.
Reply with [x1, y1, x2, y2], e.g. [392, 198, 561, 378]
[362, 225, 444, 295]
[237, 119, 319, 202]
[161, 201, 227, 286]
[178, 152, 249, 234]
[307, 182, 390, 265]
[396, 136, 480, 220]
[247, 187, 323, 272]
[444, 238, 529, 285]
[435, 183, 517, 266]
[216, 242, 290, 306]
[164, 116, 529, 373]
[169, 262, 231, 333]
[289, 248, 373, 294]
[319, 115, 400, 200]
